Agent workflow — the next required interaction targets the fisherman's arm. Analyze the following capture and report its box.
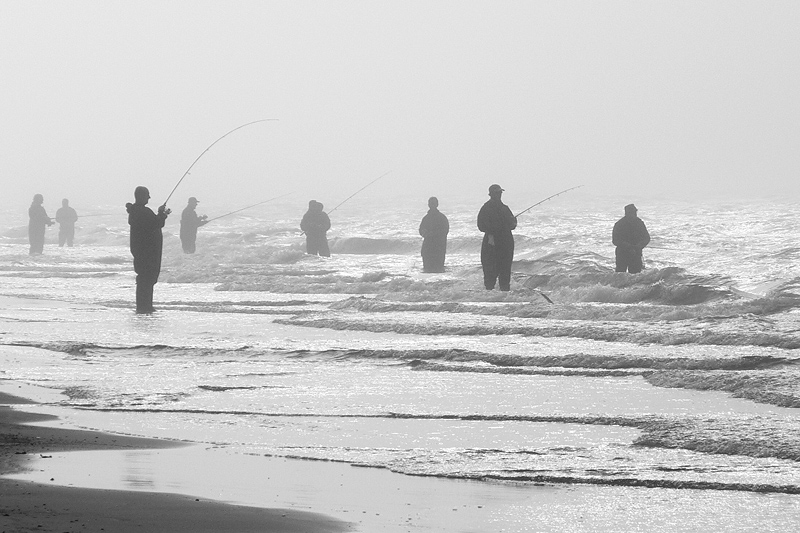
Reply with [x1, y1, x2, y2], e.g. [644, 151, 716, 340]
[156, 205, 170, 228]
[636, 221, 651, 249]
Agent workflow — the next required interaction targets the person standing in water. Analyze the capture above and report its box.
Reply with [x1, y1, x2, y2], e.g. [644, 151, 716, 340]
[418, 196, 449, 273]
[126, 186, 170, 314]
[477, 184, 517, 291]
[179, 197, 208, 254]
[28, 193, 54, 255]
[300, 200, 331, 257]
[55, 198, 78, 247]
[612, 203, 650, 273]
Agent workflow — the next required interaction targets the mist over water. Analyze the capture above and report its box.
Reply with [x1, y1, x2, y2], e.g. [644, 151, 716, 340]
[1, 194, 800, 505]
[2, 2, 800, 530]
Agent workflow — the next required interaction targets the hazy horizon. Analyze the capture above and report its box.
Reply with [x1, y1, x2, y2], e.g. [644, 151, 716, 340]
[2, 1, 799, 212]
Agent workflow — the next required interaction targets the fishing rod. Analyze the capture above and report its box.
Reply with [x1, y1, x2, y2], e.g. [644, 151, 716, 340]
[514, 185, 584, 218]
[161, 119, 279, 208]
[327, 170, 392, 215]
[204, 192, 293, 223]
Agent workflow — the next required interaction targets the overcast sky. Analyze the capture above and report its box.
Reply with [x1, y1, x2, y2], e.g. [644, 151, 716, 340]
[2, 0, 799, 210]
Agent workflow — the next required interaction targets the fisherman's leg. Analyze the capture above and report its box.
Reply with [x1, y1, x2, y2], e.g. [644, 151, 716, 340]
[135, 278, 152, 314]
[481, 245, 497, 290]
[59, 230, 66, 247]
[306, 237, 318, 255]
[66, 227, 74, 247]
[497, 245, 513, 291]
[135, 272, 156, 314]
[431, 242, 446, 273]
[628, 254, 643, 274]
[437, 244, 447, 272]
[614, 248, 629, 272]
[421, 242, 432, 272]
[318, 238, 330, 258]
[30, 235, 44, 255]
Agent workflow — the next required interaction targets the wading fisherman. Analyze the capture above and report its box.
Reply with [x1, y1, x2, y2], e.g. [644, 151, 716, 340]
[126, 186, 170, 313]
[55, 198, 78, 247]
[28, 193, 54, 255]
[300, 200, 331, 257]
[477, 184, 517, 291]
[612, 203, 650, 273]
[419, 196, 449, 273]
[179, 197, 208, 254]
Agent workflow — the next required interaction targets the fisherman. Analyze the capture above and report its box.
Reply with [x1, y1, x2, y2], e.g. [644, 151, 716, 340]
[55, 198, 78, 247]
[477, 184, 517, 291]
[419, 196, 449, 273]
[28, 193, 54, 255]
[179, 197, 208, 254]
[300, 200, 331, 257]
[612, 203, 650, 273]
[126, 186, 170, 314]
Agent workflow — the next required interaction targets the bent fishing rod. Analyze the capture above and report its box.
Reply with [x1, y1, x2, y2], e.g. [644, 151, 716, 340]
[514, 185, 584, 218]
[327, 170, 392, 215]
[161, 119, 279, 208]
[204, 192, 293, 223]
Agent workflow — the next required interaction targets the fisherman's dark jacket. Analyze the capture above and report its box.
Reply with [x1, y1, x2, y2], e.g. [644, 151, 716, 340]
[126, 202, 167, 277]
[300, 210, 331, 237]
[180, 206, 205, 240]
[477, 199, 517, 247]
[612, 215, 650, 253]
[28, 204, 51, 232]
[419, 208, 449, 241]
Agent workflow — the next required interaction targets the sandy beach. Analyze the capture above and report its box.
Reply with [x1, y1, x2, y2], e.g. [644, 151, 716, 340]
[0, 390, 350, 533]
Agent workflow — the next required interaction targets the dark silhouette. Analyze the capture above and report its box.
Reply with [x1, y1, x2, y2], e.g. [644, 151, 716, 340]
[179, 197, 208, 254]
[477, 184, 517, 291]
[419, 196, 449, 273]
[28, 194, 54, 255]
[126, 186, 170, 314]
[300, 200, 331, 257]
[55, 198, 78, 247]
[612, 203, 650, 273]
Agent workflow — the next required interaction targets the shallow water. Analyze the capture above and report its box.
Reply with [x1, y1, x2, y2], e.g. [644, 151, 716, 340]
[2, 194, 800, 530]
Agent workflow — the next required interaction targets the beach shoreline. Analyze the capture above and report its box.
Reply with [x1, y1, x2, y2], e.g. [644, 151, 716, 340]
[0, 389, 351, 533]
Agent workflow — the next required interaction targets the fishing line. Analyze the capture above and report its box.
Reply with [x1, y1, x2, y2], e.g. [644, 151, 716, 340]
[327, 170, 392, 215]
[161, 119, 279, 208]
[204, 192, 293, 223]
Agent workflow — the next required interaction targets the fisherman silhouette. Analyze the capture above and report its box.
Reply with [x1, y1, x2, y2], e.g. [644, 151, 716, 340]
[419, 196, 449, 273]
[300, 200, 331, 257]
[179, 197, 208, 254]
[55, 198, 78, 247]
[28, 193, 54, 255]
[612, 203, 650, 273]
[477, 184, 517, 291]
[126, 186, 170, 314]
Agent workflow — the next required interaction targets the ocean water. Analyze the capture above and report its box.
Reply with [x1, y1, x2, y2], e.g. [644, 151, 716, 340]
[2, 192, 800, 531]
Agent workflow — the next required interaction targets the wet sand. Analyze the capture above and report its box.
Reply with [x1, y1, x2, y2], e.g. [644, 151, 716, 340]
[0, 390, 350, 532]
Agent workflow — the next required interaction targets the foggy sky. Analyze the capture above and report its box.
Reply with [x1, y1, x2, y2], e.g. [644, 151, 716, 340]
[2, 0, 799, 211]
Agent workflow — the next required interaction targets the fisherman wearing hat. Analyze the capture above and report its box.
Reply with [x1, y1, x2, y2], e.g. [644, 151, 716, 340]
[612, 203, 650, 273]
[180, 196, 208, 254]
[300, 200, 331, 257]
[477, 184, 517, 291]
[126, 186, 170, 313]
